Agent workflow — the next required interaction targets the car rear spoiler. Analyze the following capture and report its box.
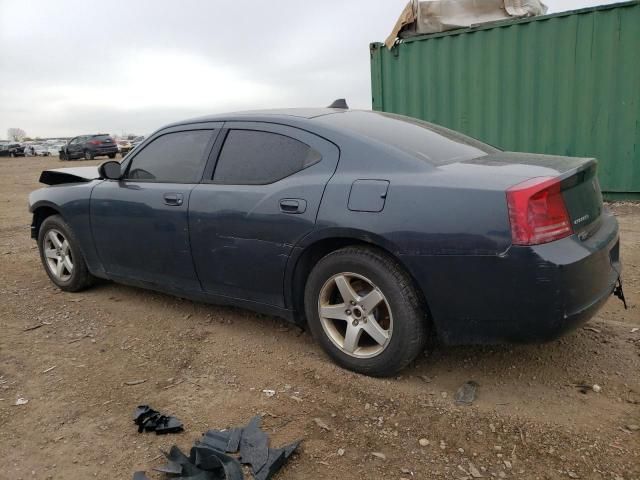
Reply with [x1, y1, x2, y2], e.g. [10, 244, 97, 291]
[39, 166, 101, 186]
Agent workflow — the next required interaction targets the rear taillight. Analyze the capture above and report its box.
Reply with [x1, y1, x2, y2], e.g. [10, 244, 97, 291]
[506, 176, 573, 246]
[88, 140, 101, 145]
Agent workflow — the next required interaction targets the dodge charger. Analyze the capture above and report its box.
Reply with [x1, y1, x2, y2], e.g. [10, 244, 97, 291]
[28, 106, 624, 376]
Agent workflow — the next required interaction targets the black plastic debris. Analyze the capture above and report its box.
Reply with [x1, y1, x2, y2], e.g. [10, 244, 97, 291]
[134, 405, 184, 434]
[200, 427, 243, 453]
[135, 415, 300, 480]
[238, 416, 269, 474]
[613, 278, 627, 309]
[454, 381, 479, 405]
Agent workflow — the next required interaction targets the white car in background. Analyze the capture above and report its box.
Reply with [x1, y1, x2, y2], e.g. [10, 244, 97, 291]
[48, 144, 65, 156]
[33, 144, 51, 156]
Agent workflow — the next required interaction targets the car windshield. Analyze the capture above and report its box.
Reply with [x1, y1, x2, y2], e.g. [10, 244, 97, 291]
[317, 111, 499, 166]
[92, 135, 112, 140]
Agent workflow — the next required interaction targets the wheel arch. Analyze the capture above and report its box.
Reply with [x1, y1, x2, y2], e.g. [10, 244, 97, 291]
[286, 229, 432, 329]
[31, 202, 62, 240]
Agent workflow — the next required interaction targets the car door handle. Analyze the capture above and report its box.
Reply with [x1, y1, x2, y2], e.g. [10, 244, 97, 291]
[163, 192, 184, 206]
[279, 198, 307, 214]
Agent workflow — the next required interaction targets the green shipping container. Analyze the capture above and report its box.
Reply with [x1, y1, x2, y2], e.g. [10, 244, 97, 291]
[370, 1, 640, 199]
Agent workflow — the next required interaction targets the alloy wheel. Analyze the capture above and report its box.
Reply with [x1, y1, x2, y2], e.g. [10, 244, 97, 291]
[318, 272, 393, 358]
[43, 229, 73, 281]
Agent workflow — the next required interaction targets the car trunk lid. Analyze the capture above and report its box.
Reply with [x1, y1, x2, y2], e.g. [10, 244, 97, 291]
[559, 160, 603, 234]
[464, 152, 603, 234]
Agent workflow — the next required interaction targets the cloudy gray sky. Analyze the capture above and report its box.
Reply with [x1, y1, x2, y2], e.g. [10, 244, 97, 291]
[0, 0, 620, 138]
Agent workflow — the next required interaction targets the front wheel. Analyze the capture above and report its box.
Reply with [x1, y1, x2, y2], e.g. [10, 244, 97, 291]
[84, 150, 94, 160]
[38, 215, 95, 292]
[304, 246, 429, 377]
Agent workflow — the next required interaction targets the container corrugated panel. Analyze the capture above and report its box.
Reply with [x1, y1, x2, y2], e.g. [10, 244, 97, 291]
[370, 1, 640, 198]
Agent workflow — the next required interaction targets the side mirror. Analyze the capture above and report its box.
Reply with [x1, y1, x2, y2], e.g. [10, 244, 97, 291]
[98, 160, 122, 180]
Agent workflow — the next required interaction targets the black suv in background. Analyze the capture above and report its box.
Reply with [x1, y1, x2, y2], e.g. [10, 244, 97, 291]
[59, 134, 118, 160]
[0, 143, 26, 157]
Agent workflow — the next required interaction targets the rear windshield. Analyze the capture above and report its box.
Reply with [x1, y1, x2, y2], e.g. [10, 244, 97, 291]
[317, 111, 499, 165]
[92, 134, 112, 140]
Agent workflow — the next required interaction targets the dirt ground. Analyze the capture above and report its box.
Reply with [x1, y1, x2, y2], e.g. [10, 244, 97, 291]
[0, 155, 638, 480]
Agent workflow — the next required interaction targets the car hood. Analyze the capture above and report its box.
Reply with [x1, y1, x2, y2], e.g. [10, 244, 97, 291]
[39, 166, 100, 185]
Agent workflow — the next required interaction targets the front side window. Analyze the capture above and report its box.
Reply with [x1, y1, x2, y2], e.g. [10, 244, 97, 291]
[213, 130, 321, 185]
[126, 130, 213, 183]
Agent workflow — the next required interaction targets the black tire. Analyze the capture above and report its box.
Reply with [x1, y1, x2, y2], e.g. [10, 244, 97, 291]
[59, 151, 67, 161]
[108, 153, 116, 159]
[38, 215, 95, 292]
[304, 246, 429, 377]
[84, 150, 94, 160]
[10, 152, 15, 158]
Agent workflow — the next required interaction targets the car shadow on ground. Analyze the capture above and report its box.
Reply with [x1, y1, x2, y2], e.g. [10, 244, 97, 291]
[88, 279, 626, 395]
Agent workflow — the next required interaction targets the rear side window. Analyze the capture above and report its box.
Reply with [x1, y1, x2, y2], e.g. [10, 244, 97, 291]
[126, 130, 212, 183]
[213, 130, 321, 185]
[315, 111, 499, 165]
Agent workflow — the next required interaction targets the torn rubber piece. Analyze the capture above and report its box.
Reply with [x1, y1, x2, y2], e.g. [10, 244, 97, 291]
[133, 405, 183, 434]
[199, 427, 242, 453]
[454, 381, 479, 405]
[253, 439, 301, 480]
[193, 446, 243, 479]
[166, 445, 202, 477]
[136, 416, 301, 480]
[239, 416, 270, 474]
[152, 459, 182, 474]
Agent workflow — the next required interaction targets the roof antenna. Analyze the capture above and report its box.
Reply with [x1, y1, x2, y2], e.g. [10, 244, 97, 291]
[327, 98, 349, 109]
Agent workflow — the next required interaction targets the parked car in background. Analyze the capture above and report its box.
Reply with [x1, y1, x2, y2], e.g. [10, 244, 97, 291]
[33, 144, 51, 156]
[117, 139, 133, 156]
[0, 143, 10, 157]
[130, 136, 145, 151]
[28, 107, 623, 376]
[2, 143, 26, 157]
[59, 134, 118, 160]
[48, 144, 65, 157]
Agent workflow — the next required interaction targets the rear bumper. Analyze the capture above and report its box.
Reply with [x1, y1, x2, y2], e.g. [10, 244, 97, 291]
[89, 147, 118, 155]
[402, 211, 621, 345]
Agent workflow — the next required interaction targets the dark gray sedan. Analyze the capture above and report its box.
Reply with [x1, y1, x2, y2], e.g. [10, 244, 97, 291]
[28, 107, 623, 376]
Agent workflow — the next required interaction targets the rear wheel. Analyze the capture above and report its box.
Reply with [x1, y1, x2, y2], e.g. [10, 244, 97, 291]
[84, 150, 94, 160]
[38, 215, 95, 292]
[108, 153, 116, 159]
[304, 246, 429, 377]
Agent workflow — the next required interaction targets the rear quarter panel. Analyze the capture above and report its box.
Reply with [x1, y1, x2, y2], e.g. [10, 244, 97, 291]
[315, 142, 516, 257]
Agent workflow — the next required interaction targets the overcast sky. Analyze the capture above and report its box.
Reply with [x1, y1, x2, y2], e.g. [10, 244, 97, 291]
[0, 0, 621, 138]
